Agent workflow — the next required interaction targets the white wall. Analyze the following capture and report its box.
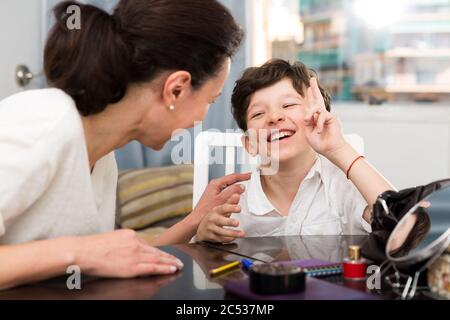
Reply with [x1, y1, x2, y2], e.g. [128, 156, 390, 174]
[0, 0, 44, 99]
[335, 103, 450, 189]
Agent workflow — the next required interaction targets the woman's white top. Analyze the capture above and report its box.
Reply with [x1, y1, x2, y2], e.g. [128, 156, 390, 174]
[0, 89, 117, 244]
[233, 155, 372, 237]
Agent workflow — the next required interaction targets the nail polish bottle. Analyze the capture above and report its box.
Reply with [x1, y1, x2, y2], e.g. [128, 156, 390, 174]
[343, 245, 367, 281]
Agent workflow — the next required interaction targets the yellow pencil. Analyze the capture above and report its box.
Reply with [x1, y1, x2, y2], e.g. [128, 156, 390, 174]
[209, 261, 241, 277]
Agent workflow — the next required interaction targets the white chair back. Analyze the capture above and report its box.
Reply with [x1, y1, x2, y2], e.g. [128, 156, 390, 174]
[193, 131, 364, 206]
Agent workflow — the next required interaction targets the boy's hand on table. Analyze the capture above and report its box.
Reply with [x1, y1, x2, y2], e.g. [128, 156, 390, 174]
[303, 77, 347, 158]
[196, 193, 245, 243]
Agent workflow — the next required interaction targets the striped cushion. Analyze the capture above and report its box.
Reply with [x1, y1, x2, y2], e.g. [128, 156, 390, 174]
[117, 164, 193, 230]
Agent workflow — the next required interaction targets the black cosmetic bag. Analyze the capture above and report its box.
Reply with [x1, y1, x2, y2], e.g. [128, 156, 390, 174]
[362, 179, 450, 263]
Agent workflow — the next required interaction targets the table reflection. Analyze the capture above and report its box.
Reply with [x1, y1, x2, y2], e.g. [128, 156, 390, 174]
[0, 236, 377, 300]
[199, 235, 368, 263]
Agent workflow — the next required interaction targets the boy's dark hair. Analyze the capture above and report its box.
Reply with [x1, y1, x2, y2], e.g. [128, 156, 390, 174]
[45, 0, 243, 116]
[231, 59, 331, 131]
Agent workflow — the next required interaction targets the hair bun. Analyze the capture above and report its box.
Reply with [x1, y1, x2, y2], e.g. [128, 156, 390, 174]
[45, 0, 131, 116]
[53, 1, 118, 31]
[45, 0, 243, 117]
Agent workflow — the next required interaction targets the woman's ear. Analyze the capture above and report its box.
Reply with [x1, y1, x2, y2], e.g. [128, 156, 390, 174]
[242, 132, 258, 156]
[162, 71, 192, 106]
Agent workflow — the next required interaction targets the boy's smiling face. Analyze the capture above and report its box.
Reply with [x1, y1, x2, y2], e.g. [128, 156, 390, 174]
[243, 78, 313, 163]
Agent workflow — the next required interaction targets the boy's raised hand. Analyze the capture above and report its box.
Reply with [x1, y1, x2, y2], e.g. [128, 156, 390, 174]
[196, 193, 245, 243]
[303, 77, 347, 157]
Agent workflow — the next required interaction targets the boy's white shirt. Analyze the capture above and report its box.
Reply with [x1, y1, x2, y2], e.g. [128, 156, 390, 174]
[232, 155, 372, 237]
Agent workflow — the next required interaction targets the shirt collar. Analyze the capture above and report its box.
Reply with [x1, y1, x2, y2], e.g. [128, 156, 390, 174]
[247, 155, 324, 216]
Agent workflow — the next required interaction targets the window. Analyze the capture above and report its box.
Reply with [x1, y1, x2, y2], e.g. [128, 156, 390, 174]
[250, 0, 450, 103]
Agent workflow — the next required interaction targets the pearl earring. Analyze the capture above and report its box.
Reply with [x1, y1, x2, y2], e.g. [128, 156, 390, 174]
[168, 104, 175, 111]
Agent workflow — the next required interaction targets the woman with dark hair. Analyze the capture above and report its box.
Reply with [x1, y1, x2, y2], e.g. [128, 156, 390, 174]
[0, 0, 248, 289]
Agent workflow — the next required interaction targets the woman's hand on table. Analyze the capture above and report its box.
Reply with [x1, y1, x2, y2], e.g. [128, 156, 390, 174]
[74, 229, 184, 278]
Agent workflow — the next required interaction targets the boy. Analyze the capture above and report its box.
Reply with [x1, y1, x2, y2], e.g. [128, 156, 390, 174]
[196, 59, 395, 243]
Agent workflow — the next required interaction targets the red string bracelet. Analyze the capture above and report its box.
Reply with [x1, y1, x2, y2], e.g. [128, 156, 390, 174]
[346, 155, 365, 179]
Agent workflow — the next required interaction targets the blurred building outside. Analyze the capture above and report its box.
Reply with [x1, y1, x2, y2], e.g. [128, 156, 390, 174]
[256, 0, 450, 104]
